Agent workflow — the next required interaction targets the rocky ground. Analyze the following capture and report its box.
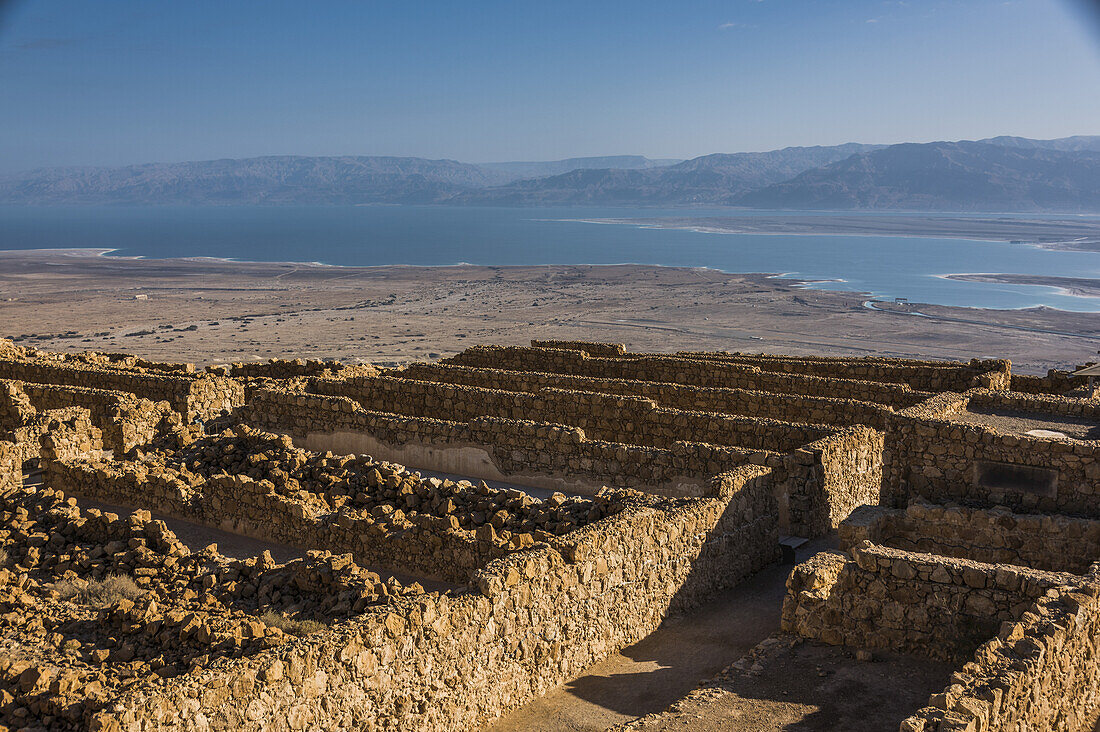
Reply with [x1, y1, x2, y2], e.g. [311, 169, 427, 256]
[1, 251, 1097, 373]
[0, 481, 423, 730]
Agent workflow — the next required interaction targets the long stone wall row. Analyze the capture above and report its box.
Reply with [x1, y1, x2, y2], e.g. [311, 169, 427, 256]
[307, 375, 834, 453]
[79, 465, 780, 731]
[443, 346, 934, 408]
[243, 387, 774, 497]
[0, 358, 243, 422]
[396, 363, 894, 429]
[241, 388, 881, 537]
[674, 351, 1012, 392]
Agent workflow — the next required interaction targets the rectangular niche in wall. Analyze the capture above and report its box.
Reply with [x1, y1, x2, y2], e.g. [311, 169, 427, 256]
[974, 460, 1058, 498]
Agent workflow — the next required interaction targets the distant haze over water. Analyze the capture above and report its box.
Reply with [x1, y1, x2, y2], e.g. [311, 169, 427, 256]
[1, 205, 1098, 312]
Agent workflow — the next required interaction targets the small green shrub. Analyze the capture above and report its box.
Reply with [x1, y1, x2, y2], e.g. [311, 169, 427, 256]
[259, 610, 325, 636]
[52, 574, 143, 607]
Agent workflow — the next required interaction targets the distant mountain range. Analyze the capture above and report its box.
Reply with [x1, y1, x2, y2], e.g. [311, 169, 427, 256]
[3, 136, 1099, 211]
[479, 155, 681, 180]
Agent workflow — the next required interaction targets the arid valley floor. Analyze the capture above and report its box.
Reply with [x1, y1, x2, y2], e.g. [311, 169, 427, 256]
[1, 250, 1098, 372]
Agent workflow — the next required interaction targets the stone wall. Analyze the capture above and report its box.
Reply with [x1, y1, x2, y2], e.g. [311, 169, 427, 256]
[840, 501, 1100, 575]
[883, 390, 1100, 517]
[241, 387, 880, 536]
[1, 394, 104, 464]
[781, 542, 1076, 661]
[675, 351, 1012, 392]
[1010, 365, 1095, 396]
[16, 381, 181, 454]
[397, 363, 894, 429]
[0, 440, 19, 490]
[0, 381, 37, 432]
[529, 340, 627, 357]
[443, 346, 932, 408]
[0, 358, 243, 422]
[241, 387, 774, 497]
[225, 358, 378, 380]
[308, 375, 832, 453]
[901, 581, 1100, 732]
[46, 458, 493, 585]
[86, 464, 779, 731]
[968, 388, 1100, 421]
[774, 426, 884, 538]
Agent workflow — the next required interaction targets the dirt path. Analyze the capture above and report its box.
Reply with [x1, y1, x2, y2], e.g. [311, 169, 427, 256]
[486, 540, 832, 732]
[952, 408, 1100, 440]
[615, 639, 954, 732]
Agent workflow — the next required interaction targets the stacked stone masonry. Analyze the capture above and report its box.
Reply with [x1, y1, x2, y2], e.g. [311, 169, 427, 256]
[1, 337, 1098, 731]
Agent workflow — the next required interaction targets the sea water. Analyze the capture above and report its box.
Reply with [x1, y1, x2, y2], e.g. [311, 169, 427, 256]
[0, 205, 1098, 312]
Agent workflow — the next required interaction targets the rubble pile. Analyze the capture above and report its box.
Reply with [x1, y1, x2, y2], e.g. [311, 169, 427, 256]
[153, 425, 626, 537]
[0, 481, 422, 731]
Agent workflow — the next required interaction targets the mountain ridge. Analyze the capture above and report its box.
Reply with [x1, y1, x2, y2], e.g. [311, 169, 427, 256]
[2, 136, 1099, 210]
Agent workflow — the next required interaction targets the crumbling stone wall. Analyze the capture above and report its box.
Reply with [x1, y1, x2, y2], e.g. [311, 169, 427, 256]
[242, 388, 772, 497]
[529, 340, 627, 357]
[840, 501, 1100, 575]
[0, 381, 36, 432]
[901, 581, 1100, 732]
[48, 457, 522, 585]
[0, 441, 19, 490]
[92, 465, 780, 732]
[781, 542, 1077, 661]
[225, 358, 378, 380]
[308, 375, 832, 453]
[398, 363, 894, 428]
[0, 358, 243, 422]
[1011, 365, 1096, 396]
[0, 480, 428, 731]
[444, 346, 932, 408]
[883, 391, 1100, 516]
[17, 381, 181, 454]
[676, 351, 1012, 392]
[1, 393, 104, 464]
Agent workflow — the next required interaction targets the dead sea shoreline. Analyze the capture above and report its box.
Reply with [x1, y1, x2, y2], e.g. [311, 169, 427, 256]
[1, 250, 1098, 374]
[575, 214, 1100, 253]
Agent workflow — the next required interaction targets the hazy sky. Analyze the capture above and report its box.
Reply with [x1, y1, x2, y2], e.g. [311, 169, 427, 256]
[2, 0, 1100, 171]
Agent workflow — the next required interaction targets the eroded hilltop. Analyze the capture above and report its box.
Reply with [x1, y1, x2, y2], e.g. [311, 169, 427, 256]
[0, 336, 1098, 731]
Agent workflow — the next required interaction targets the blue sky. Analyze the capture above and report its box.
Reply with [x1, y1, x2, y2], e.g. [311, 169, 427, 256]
[1, 0, 1099, 171]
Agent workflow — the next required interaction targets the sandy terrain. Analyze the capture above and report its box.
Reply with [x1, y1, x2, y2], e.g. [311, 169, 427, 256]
[612, 638, 953, 732]
[1, 250, 1097, 374]
[591, 215, 1100, 252]
[946, 273, 1100, 298]
[952, 407, 1100, 440]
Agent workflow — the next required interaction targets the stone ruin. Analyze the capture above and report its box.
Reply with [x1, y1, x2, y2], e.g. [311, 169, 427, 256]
[0, 336, 1096, 730]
